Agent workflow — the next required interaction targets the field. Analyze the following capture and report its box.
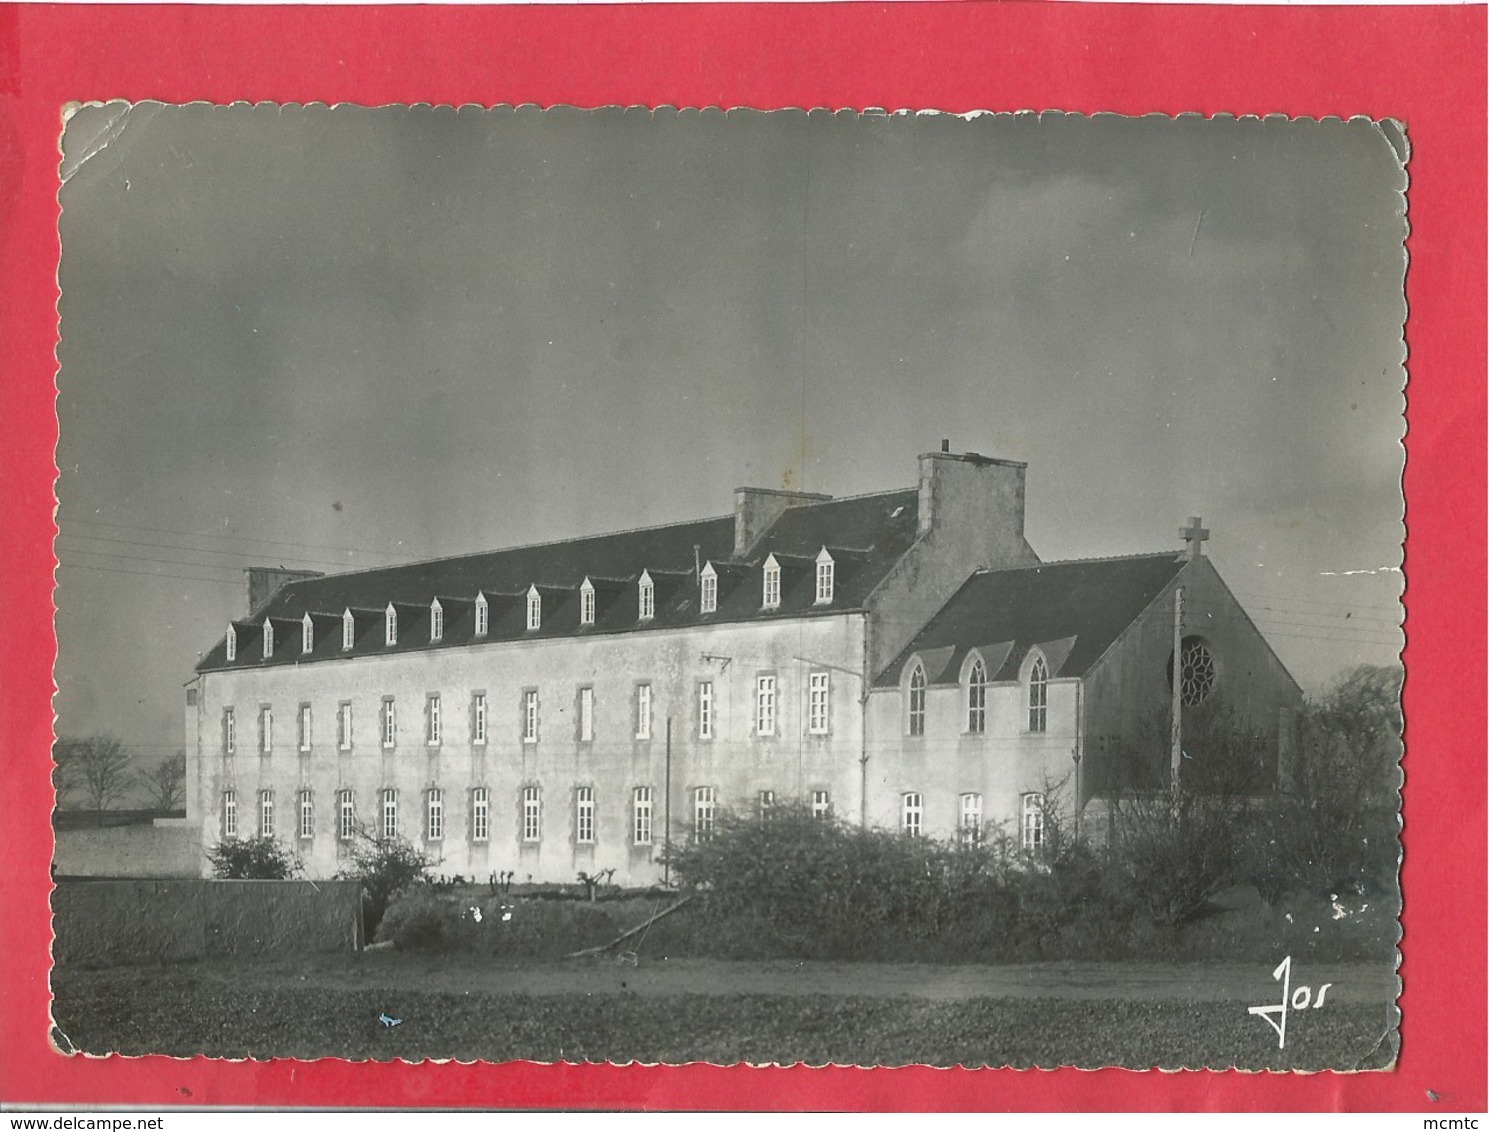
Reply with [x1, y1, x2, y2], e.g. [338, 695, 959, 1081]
[51, 948, 1398, 1069]
[49, 878, 1399, 1069]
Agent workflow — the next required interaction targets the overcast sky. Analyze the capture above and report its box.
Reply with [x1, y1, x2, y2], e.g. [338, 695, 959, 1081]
[54, 104, 1408, 765]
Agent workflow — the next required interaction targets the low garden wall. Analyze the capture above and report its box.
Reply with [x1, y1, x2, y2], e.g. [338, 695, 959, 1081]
[53, 879, 365, 968]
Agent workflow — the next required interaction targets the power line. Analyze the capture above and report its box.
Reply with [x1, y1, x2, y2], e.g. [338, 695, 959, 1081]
[58, 532, 396, 572]
[56, 561, 244, 587]
[61, 516, 421, 562]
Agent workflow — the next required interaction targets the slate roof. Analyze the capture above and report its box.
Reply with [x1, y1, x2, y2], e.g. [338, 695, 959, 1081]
[199, 490, 921, 672]
[875, 553, 1188, 687]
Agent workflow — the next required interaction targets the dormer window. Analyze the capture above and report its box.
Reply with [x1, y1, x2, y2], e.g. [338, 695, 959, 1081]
[474, 593, 489, 637]
[384, 603, 398, 647]
[700, 563, 718, 614]
[342, 608, 355, 651]
[526, 585, 541, 631]
[225, 624, 237, 662]
[580, 578, 596, 626]
[430, 599, 444, 642]
[762, 554, 781, 610]
[262, 619, 275, 660]
[301, 613, 314, 654]
[638, 570, 655, 621]
[815, 547, 835, 605]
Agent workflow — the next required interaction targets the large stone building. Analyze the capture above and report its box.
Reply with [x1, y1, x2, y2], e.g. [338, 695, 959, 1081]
[183, 448, 1301, 883]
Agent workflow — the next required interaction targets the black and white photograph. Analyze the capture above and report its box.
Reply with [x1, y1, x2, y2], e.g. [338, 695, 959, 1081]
[50, 103, 1406, 1070]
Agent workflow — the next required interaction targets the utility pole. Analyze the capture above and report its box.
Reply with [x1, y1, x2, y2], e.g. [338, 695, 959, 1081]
[663, 716, 673, 887]
[1170, 584, 1184, 798]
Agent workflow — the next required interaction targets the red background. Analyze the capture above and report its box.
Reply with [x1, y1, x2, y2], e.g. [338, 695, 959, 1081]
[0, 2, 1483, 1111]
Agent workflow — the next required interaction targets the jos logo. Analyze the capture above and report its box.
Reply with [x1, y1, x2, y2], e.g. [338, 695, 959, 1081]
[1248, 956, 1333, 1049]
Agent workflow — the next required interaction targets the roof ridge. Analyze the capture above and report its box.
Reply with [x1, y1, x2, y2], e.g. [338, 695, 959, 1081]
[800, 485, 917, 505]
[269, 511, 736, 585]
[974, 550, 1182, 574]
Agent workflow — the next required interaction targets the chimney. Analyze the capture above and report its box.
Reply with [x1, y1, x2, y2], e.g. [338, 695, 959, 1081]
[917, 447, 1029, 552]
[245, 566, 324, 617]
[733, 487, 832, 557]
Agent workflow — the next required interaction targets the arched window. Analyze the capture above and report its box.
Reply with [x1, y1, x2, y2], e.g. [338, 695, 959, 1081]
[1021, 792, 1045, 851]
[967, 658, 987, 733]
[908, 664, 927, 737]
[1028, 655, 1049, 733]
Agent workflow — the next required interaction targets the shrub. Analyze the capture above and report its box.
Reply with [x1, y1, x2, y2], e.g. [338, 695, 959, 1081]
[206, 835, 302, 879]
[1109, 789, 1245, 926]
[334, 827, 437, 938]
[377, 886, 453, 950]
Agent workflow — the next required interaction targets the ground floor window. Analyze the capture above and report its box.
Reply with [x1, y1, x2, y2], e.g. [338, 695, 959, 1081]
[471, 787, 489, 842]
[1022, 792, 1046, 852]
[298, 789, 314, 840]
[522, 786, 541, 842]
[811, 790, 831, 820]
[633, 786, 653, 845]
[901, 792, 922, 838]
[575, 786, 595, 844]
[693, 785, 716, 841]
[380, 788, 398, 840]
[959, 792, 982, 844]
[426, 788, 444, 841]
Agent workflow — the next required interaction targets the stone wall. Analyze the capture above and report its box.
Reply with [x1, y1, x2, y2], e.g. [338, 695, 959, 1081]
[53, 879, 364, 968]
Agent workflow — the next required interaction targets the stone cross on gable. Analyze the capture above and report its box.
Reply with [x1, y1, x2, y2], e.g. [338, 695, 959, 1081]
[1181, 516, 1210, 560]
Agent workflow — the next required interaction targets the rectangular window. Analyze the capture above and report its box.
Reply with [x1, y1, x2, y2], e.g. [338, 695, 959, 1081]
[816, 558, 834, 604]
[526, 591, 541, 632]
[755, 675, 776, 737]
[632, 786, 653, 845]
[302, 617, 314, 654]
[430, 602, 444, 641]
[960, 793, 983, 845]
[223, 790, 237, 838]
[381, 698, 397, 748]
[700, 572, 717, 614]
[635, 683, 652, 740]
[260, 706, 273, 755]
[639, 579, 654, 621]
[758, 789, 775, 821]
[426, 788, 444, 841]
[475, 597, 489, 637]
[763, 564, 781, 609]
[337, 702, 353, 751]
[1022, 793, 1046, 852]
[808, 671, 830, 735]
[471, 787, 489, 842]
[694, 786, 716, 841]
[698, 681, 714, 740]
[259, 789, 275, 837]
[472, 693, 488, 746]
[298, 703, 312, 753]
[578, 687, 594, 742]
[523, 690, 539, 743]
[575, 786, 595, 844]
[381, 789, 398, 840]
[522, 786, 541, 842]
[337, 789, 355, 841]
[223, 707, 236, 756]
[426, 694, 442, 747]
[580, 585, 596, 626]
[811, 790, 831, 820]
[342, 612, 355, 650]
[901, 792, 922, 838]
[298, 789, 314, 840]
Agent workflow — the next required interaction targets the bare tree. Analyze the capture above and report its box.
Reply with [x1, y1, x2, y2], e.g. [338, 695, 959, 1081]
[54, 734, 133, 816]
[138, 750, 186, 813]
